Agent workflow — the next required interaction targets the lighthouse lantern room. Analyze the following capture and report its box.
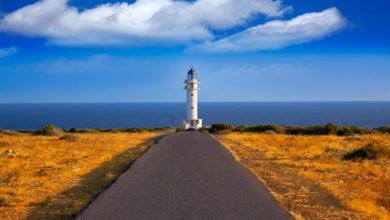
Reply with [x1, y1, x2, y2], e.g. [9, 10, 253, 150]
[184, 67, 202, 130]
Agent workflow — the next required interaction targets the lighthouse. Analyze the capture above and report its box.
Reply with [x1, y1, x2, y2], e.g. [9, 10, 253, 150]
[184, 67, 202, 130]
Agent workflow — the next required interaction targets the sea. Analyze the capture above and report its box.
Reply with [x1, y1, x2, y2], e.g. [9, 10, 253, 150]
[0, 102, 389, 130]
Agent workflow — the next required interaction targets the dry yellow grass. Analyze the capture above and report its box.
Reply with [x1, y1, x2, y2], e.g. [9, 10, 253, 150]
[218, 133, 390, 220]
[0, 132, 159, 219]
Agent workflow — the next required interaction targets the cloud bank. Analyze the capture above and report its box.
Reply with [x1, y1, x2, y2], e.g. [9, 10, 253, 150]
[0, 0, 345, 51]
[0, 47, 18, 57]
[191, 8, 346, 52]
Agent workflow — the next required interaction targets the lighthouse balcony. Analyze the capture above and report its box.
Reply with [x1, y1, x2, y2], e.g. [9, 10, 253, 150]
[184, 79, 198, 83]
[184, 84, 198, 90]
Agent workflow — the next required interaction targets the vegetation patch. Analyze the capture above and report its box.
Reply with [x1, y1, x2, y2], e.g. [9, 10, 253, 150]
[208, 123, 233, 134]
[218, 132, 390, 219]
[198, 127, 209, 133]
[175, 127, 185, 133]
[343, 143, 390, 160]
[375, 126, 390, 134]
[236, 124, 285, 133]
[208, 122, 377, 136]
[34, 124, 65, 136]
[66, 127, 170, 133]
[0, 132, 161, 219]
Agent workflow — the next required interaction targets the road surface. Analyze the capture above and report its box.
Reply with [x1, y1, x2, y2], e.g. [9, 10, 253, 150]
[77, 132, 291, 220]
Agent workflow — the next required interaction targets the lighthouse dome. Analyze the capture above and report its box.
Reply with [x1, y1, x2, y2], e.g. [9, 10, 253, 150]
[187, 67, 197, 80]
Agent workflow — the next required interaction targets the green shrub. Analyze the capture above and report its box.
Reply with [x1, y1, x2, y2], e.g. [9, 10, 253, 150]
[233, 125, 246, 132]
[324, 123, 338, 134]
[15, 130, 34, 134]
[68, 128, 77, 133]
[175, 127, 185, 133]
[285, 125, 327, 135]
[374, 126, 390, 134]
[76, 128, 101, 133]
[125, 128, 143, 132]
[307, 125, 326, 135]
[198, 127, 209, 133]
[284, 123, 371, 136]
[64, 127, 170, 133]
[34, 124, 64, 136]
[337, 126, 371, 136]
[209, 123, 233, 134]
[285, 126, 306, 135]
[349, 126, 369, 135]
[337, 127, 355, 136]
[243, 124, 284, 133]
[343, 143, 390, 160]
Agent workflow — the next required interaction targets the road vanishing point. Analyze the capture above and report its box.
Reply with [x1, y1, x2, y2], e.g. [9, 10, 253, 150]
[77, 132, 292, 220]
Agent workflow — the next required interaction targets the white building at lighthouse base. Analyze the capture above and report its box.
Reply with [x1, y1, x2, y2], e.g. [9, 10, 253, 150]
[184, 119, 203, 130]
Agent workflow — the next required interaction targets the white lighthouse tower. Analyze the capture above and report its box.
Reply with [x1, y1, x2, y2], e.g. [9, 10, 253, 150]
[184, 67, 202, 130]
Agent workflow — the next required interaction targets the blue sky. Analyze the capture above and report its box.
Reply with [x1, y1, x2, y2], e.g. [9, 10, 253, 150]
[0, 0, 389, 102]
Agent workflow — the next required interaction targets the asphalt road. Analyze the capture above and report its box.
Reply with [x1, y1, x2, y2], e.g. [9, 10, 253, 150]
[77, 132, 291, 220]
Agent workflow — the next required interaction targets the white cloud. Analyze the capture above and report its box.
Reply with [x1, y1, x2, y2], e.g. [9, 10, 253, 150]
[0, 0, 289, 46]
[190, 7, 346, 52]
[0, 47, 18, 57]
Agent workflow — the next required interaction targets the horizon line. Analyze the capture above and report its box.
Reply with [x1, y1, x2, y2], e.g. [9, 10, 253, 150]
[1, 100, 390, 104]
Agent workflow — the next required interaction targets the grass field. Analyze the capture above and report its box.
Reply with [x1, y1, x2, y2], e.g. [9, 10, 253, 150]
[218, 133, 390, 220]
[0, 131, 160, 219]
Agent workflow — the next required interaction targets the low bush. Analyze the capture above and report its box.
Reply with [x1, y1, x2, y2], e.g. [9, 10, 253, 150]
[336, 127, 355, 136]
[34, 124, 65, 136]
[124, 128, 145, 132]
[348, 126, 370, 135]
[68, 128, 77, 133]
[230, 123, 373, 136]
[209, 123, 233, 134]
[65, 127, 169, 133]
[15, 130, 35, 134]
[343, 143, 390, 160]
[233, 125, 246, 132]
[198, 127, 209, 133]
[306, 126, 325, 135]
[374, 126, 390, 134]
[285, 124, 371, 136]
[242, 124, 284, 133]
[175, 127, 185, 133]
[285, 126, 307, 135]
[285, 124, 336, 135]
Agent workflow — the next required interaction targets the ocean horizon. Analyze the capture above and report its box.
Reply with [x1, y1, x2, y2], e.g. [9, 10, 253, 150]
[1, 102, 389, 130]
